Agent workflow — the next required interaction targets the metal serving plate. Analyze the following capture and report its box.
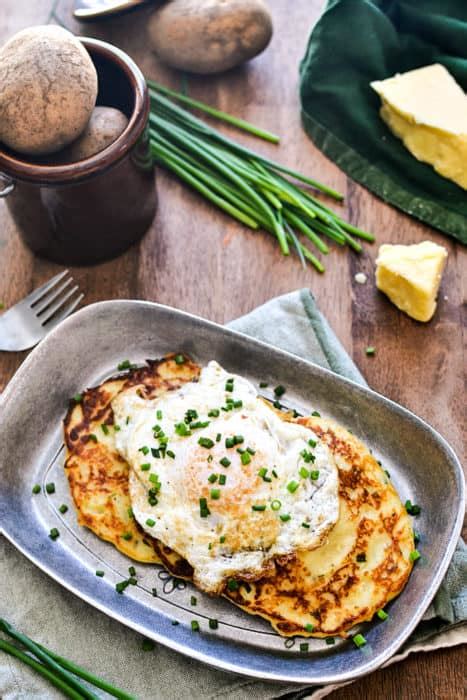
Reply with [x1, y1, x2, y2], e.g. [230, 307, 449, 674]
[0, 301, 464, 685]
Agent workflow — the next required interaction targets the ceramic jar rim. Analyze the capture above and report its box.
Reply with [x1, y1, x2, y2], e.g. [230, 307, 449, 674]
[0, 37, 149, 186]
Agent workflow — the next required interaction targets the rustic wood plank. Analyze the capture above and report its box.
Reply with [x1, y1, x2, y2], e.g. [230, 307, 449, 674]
[0, 1, 464, 698]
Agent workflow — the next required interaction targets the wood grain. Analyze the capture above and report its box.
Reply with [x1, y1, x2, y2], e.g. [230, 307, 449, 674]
[0, 1, 465, 698]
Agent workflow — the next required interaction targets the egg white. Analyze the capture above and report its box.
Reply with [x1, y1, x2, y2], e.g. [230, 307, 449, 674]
[112, 361, 339, 593]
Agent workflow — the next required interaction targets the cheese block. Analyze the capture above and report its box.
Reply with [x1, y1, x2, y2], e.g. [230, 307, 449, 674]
[375, 241, 447, 322]
[370, 64, 467, 189]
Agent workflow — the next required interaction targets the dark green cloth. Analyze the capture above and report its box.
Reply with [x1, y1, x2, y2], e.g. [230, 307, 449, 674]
[299, 0, 467, 245]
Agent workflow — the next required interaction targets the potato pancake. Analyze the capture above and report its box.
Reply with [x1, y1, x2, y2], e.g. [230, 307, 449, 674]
[63, 355, 200, 563]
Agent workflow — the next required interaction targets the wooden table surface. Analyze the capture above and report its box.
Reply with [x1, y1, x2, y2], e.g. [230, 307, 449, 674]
[1, 1, 465, 697]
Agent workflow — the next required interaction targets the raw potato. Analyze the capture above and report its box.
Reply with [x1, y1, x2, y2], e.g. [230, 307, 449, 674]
[148, 0, 273, 75]
[0, 26, 98, 156]
[64, 107, 129, 162]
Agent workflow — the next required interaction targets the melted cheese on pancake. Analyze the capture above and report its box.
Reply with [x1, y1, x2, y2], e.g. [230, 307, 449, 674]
[112, 361, 339, 594]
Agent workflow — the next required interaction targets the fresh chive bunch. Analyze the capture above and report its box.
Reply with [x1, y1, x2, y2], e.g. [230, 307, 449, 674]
[147, 80, 375, 272]
[0, 618, 134, 699]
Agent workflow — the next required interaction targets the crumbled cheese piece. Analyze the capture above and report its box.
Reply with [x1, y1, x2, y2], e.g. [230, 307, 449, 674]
[354, 273, 367, 284]
[375, 241, 447, 322]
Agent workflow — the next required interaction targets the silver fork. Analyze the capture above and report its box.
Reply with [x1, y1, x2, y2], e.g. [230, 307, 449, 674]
[0, 270, 84, 352]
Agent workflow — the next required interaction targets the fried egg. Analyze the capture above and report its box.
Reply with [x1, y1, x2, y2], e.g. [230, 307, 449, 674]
[112, 361, 339, 594]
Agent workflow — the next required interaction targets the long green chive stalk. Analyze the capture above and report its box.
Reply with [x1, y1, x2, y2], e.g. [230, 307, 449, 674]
[0, 619, 135, 700]
[147, 81, 375, 270]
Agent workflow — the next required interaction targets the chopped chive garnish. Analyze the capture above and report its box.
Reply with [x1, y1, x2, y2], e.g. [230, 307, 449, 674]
[310, 470, 320, 480]
[414, 530, 420, 544]
[271, 499, 281, 511]
[149, 473, 160, 485]
[225, 437, 235, 448]
[259, 381, 268, 388]
[208, 543, 212, 550]
[300, 642, 309, 652]
[198, 437, 214, 449]
[377, 609, 388, 621]
[236, 447, 245, 454]
[287, 480, 299, 494]
[208, 409, 220, 417]
[118, 359, 132, 370]
[353, 633, 367, 648]
[210, 488, 221, 500]
[365, 346, 376, 356]
[246, 447, 255, 455]
[142, 639, 155, 651]
[356, 553, 366, 562]
[58, 504, 68, 514]
[73, 393, 83, 403]
[140, 463, 151, 471]
[258, 467, 268, 479]
[219, 535, 226, 543]
[300, 449, 315, 463]
[405, 500, 421, 516]
[49, 528, 60, 540]
[151, 448, 161, 459]
[88, 434, 98, 443]
[152, 588, 158, 597]
[280, 513, 291, 522]
[299, 467, 310, 479]
[190, 596, 197, 606]
[116, 580, 130, 594]
[311, 411, 321, 417]
[272, 469, 278, 478]
[139, 445, 150, 455]
[95, 570, 105, 577]
[304, 623, 314, 632]
[385, 469, 391, 478]
[325, 637, 335, 645]
[233, 400, 243, 408]
[45, 483, 55, 495]
[274, 385, 286, 397]
[191, 620, 200, 632]
[234, 435, 244, 444]
[241, 451, 251, 465]
[190, 421, 210, 430]
[101, 424, 109, 435]
[410, 549, 421, 562]
[146, 518, 155, 527]
[216, 433, 221, 442]
[218, 474, 227, 485]
[209, 619, 218, 630]
[126, 416, 130, 425]
[156, 410, 163, 420]
[225, 378, 234, 392]
[252, 504, 266, 511]
[166, 450, 176, 459]
[208, 474, 218, 483]
[185, 409, 198, 423]
[175, 422, 191, 436]
[199, 497, 210, 517]
[121, 532, 133, 541]
[220, 457, 231, 467]
[32, 484, 41, 494]
[127, 507, 134, 518]
[302, 522, 310, 529]
[308, 438, 317, 448]
[227, 579, 239, 591]
[273, 400, 283, 409]
[171, 620, 178, 625]
[113, 424, 121, 432]
[128, 566, 136, 576]
[174, 354, 185, 364]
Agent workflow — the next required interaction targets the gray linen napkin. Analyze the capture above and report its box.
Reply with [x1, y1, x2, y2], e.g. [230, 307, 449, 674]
[1, 289, 465, 700]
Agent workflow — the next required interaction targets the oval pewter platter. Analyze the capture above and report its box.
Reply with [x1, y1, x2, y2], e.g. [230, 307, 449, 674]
[0, 300, 464, 685]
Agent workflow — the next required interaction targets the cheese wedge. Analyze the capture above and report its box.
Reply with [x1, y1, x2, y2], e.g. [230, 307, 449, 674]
[375, 241, 447, 322]
[371, 64, 467, 189]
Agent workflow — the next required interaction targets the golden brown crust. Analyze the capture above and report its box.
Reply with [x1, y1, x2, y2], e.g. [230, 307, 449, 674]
[63, 355, 200, 563]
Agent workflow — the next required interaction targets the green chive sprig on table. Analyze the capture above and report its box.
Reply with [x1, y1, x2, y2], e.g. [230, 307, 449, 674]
[0, 618, 135, 700]
[147, 79, 375, 272]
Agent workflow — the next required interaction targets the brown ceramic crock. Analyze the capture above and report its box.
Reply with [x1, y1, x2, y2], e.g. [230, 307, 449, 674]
[0, 37, 156, 266]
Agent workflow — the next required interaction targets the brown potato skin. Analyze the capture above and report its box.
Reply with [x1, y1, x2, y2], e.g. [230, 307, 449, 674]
[148, 0, 273, 74]
[62, 107, 129, 162]
[0, 26, 97, 156]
